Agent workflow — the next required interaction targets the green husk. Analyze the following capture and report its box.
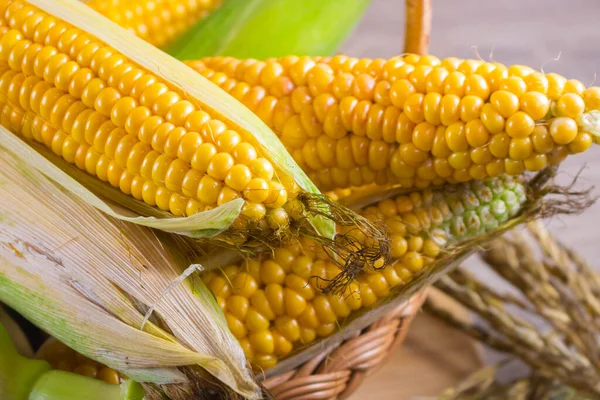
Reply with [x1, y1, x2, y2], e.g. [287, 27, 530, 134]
[28, 0, 334, 240]
[0, 322, 145, 400]
[0, 146, 260, 399]
[0, 305, 33, 357]
[165, 0, 371, 60]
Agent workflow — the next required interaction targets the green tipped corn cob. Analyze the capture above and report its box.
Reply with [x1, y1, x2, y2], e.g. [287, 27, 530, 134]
[201, 176, 527, 370]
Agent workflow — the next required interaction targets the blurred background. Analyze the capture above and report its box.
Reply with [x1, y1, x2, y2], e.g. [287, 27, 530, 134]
[342, 0, 600, 398]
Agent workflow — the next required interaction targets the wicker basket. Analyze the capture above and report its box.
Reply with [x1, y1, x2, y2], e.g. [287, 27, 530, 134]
[263, 291, 427, 399]
[259, 1, 433, 398]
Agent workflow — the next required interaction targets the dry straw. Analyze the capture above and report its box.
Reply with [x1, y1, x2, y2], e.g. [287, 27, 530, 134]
[428, 220, 600, 399]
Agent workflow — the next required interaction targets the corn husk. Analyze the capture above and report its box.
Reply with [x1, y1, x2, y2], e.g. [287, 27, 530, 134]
[24, 0, 334, 241]
[0, 143, 260, 398]
[165, 0, 371, 60]
[0, 305, 33, 358]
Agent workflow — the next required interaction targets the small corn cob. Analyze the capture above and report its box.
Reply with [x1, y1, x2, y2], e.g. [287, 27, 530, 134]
[86, 0, 222, 49]
[187, 56, 600, 191]
[36, 338, 123, 385]
[0, 0, 379, 253]
[201, 176, 526, 369]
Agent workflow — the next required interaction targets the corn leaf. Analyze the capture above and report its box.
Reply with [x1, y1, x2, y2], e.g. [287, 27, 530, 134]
[0, 146, 260, 398]
[165, 0, 371, 59]
[29, 0, 334, 239]
[0, 130, 243, 238]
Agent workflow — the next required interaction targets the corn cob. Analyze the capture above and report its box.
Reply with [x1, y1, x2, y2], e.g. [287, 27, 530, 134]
[186, 56, 600, 191]
[0, 0, 382, 258]
[86, 0, 222, 49]
[201, 176, 527, 369]
[37, 338, 123, 385]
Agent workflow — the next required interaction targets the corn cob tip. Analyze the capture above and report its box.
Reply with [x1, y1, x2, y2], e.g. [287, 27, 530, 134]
[577, 110, 600, 143]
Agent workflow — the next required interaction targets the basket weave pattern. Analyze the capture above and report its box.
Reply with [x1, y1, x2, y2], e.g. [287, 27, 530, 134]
[263, 291, 427, 399]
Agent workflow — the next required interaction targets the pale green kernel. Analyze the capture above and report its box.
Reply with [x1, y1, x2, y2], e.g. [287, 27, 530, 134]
[461, 190, 480, 210]
[490, 199, 508, 219]
[450, 217, 467, 237]
[478, 205, 498, 229]
[447, 197, 465, 216]
[486, 179, 506, 195]
[500, 191, 518, 206]
[474, 185, 494, 203]
[463, 210, 482, 234]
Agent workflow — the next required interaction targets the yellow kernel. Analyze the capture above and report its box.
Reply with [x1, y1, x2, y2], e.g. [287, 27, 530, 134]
[448, 151, 471, 170]
[568, 132, 593, 154]
[444, 71, 466, 96]
[459, 95, 484, 122]
[465, 119, 489, 147]
[404, 93, 425, 123]
[197, 175, 221, 205]
[583, 87, 600, 109]
[547, 73, 566, 100]
[509, 137, 533, 161]
[248, 330, 274, 354]
[246, 309, 270, 332]
[227, 295, 250, 320]
[412, 122, 436, 151]
[555, 93, 585, 118]
[284, 288, 307, 318]
[275, 316, 301, 342]
[549, 117, 578, 145]
[489, 132, 511, 158]
[520, 91, 550, 120]
[402, 251, 424, 273]
[490, 90, 519, 118]
[505, 111, 535, 138]
[499, 76, 527, 96]
[564, 79, 586, 95]
[523, 153, 548, 171]
[465, 74, 490, 99]
[260, 260, 286, 285]
[480, 103, 505, 134]
[390, 79, 415, 108]
[207, 152, 234, 181]
[445, 122, 468, 152]
[225, 313, 247, 339]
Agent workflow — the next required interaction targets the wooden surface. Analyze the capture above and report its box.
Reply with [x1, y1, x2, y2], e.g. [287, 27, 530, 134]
[340, 0, 600, 398]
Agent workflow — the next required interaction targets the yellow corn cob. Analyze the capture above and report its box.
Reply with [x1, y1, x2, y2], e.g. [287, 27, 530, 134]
[36, 338, 123, 385]
[0, 0, 382, 254]
[86, 0, 222, 49]
[202, 176, 527, 369]
[186, 56, 600, 191]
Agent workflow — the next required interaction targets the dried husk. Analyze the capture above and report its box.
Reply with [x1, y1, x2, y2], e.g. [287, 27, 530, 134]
[0, 145, 260, 399]
[429, 219, 600, 399]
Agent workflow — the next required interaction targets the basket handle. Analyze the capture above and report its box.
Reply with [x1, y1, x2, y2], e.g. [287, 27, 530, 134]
[404, 0, 432, 55]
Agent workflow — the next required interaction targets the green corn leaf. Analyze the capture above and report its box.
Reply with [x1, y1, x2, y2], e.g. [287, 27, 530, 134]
[165, 0, 371, 60]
